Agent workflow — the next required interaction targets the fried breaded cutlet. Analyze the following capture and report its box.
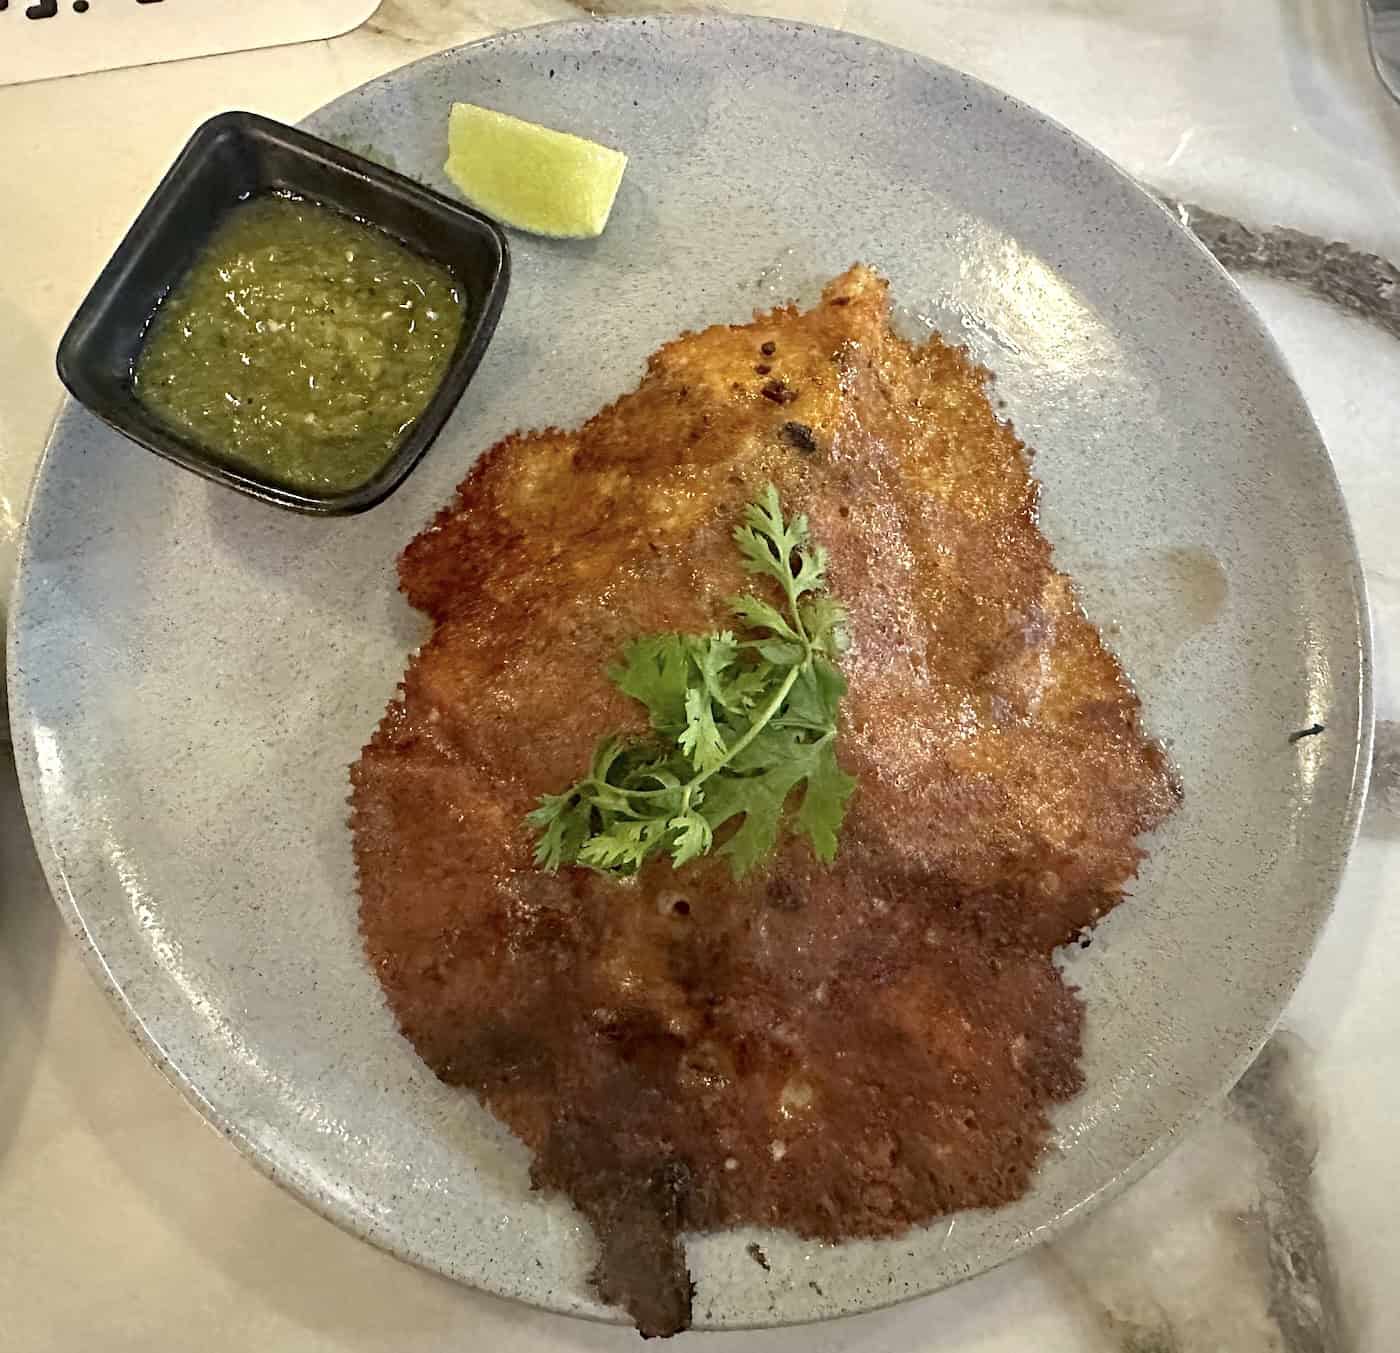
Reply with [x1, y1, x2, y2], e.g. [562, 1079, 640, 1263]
[350, 265, 1179, 1336]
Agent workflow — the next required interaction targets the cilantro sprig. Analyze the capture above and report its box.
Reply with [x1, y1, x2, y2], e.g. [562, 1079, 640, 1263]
[527, 485, 855, 879]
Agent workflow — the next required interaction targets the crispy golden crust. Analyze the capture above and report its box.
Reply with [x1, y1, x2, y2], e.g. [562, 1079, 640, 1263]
[351, 267, 1179, 1335]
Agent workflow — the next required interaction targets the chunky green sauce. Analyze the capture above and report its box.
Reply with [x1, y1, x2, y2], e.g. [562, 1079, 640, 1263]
[133, 194, 465, 493]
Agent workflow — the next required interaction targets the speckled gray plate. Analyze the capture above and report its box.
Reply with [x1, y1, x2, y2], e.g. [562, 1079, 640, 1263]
[7, 15, 1373, 1330]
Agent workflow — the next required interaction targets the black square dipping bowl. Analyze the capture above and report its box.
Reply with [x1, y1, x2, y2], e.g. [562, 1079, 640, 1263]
[57, 111, 510, 515]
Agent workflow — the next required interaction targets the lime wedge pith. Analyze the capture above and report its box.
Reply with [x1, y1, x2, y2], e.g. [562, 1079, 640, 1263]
[444, 103, 628, 239]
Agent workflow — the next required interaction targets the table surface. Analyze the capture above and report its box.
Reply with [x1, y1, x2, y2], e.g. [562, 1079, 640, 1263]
[3, 3, 1398, 1350]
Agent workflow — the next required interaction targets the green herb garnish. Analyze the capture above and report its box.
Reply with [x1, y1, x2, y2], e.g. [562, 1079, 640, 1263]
[527, 485, 855, 879]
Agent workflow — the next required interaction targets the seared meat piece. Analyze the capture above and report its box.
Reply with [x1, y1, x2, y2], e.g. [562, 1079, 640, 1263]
[351, 266, 1178, 1336]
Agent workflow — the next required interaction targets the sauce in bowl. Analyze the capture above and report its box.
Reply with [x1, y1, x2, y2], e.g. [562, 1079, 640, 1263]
[133, 193, 466, 493]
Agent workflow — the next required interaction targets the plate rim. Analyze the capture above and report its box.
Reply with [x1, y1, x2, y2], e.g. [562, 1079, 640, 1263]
[5, 11, 1376, 1330]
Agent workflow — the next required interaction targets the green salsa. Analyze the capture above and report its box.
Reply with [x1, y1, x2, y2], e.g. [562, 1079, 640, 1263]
[133, 194, 465, 493]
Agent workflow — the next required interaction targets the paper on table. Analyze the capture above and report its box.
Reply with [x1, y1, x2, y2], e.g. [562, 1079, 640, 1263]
[0, 0, 378, 89]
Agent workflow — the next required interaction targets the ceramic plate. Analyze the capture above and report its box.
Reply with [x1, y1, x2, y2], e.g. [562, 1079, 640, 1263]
[7, 16, 1372, 1329]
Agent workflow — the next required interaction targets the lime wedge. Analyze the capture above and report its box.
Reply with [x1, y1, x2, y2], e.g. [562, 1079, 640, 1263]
[444, 103, 628, 239]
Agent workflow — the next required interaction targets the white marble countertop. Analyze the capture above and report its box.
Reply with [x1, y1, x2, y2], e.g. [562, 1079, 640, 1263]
[2, 3, 1397, 1350]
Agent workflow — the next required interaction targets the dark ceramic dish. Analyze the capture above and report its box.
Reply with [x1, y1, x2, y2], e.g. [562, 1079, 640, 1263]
[56, 110, 509, 515]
